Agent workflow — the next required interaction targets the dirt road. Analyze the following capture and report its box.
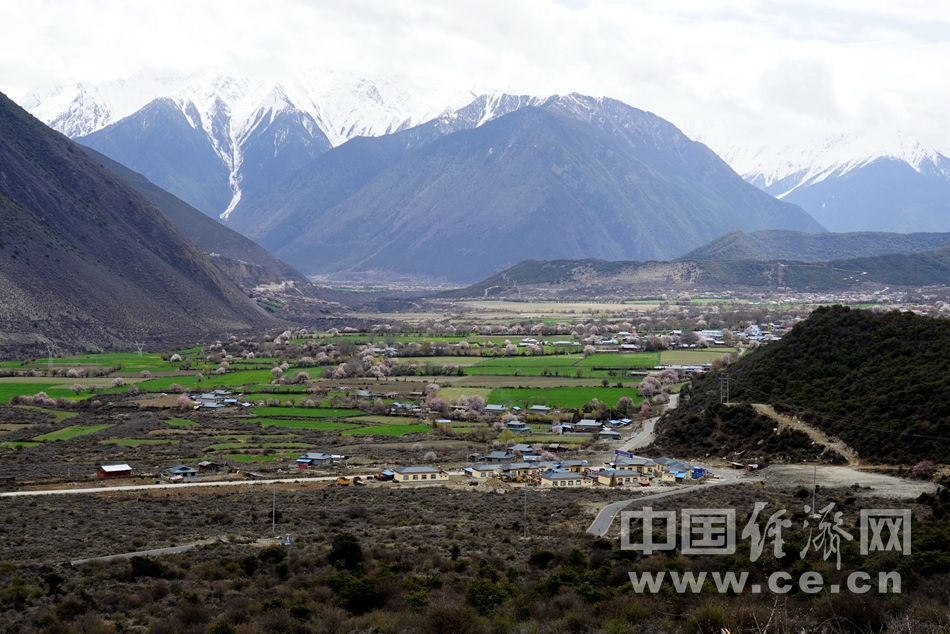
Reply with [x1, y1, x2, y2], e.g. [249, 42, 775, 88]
[751, 403, 860, 466]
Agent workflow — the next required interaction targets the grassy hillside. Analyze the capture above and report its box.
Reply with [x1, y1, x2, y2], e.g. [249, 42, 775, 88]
[660, 306, 950, 463]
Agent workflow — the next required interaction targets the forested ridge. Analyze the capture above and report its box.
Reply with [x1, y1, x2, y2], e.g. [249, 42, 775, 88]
[663, 306, 950, 463]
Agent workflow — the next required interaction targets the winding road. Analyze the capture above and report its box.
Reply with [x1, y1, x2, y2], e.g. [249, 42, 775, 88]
[586, 469, 744, 536]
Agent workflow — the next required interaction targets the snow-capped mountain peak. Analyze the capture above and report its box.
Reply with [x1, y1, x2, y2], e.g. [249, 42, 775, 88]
[714, 130, 950, 196]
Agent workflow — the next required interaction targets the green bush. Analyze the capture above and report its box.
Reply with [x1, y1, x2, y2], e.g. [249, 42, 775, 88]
[129, 556, 166, 579]
[328, 532, 364, 571]
[465, 578, 507, 616]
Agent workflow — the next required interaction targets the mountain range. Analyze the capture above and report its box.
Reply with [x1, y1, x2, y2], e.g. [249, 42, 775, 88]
[0, 90, 271, 356]
[716, 132, 950, 233]
[227, 94, 823, 282]
[19, 68, 950, 284]
[22, 69, 479, 218]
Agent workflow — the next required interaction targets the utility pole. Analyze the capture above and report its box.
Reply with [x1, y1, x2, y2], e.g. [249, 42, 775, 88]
[45, 343, 56, 370]
[272, 482, 276, 536]
[134, 342, 145, 356]
[720, 373, 730, 404]
[523, 480, 528, 541]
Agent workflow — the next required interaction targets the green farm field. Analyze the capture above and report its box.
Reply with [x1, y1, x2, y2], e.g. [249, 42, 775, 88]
[573, 353, 659, 367]
[248, 418, 357, 431]
[102, 439, 180, 446]
[33, 424, 113, 441]
[342, 424, 431, 436]
[252, 407, 363, 419]
[487, 387, 642, 409]
[657, 349, 735, 364]
[473, 355, 583, 368]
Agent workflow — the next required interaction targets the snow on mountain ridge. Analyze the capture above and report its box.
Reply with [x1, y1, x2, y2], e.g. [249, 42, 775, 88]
[21, 67, 481, 148]
[22, 68, 484, 218]
[714, 130, 950, 198]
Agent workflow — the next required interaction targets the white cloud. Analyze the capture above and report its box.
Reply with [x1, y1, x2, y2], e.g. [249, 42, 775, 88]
[1, 0, 947, 151]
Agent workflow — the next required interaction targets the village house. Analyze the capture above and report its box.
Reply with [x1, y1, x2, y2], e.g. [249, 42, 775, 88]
[296, 452, 334, 468]
[393, 466, 449, 483]
[615, 456, 656, 476]
[484, 404, 507, 414]
[197, 460, 225, 474]
[97, 464, 132, 478]
[166, 465, 198, 478]
[558, 459, 590, 473]
[654, 457, 693, 480]
[466, 465, 501, 478]
[505, 420, 530, 434]
[597, 469, 641, 486]
[575, 419, 602, 433]
[484, 450, 517, 463]
[599, 429, 622, 441]
[539, 472, 594, 487]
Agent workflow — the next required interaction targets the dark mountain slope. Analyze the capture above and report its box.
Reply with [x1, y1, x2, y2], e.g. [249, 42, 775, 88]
[78, 98, 234, 217]
[0, 91, 271, 356]
[680, 229, 950, 262]
[659, 306, 950, 463]
[237, 95, 822, 282]
[80, 146, 307, 286]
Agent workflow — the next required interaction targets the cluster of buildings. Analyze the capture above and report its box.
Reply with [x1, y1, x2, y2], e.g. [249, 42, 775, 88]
[459, 451, 706, 488]
[189, 390, 244, 410]
[96, 461, 228, 479]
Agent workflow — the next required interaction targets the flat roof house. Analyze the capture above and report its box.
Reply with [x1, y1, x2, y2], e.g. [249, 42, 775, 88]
[393, 466, 449, 483]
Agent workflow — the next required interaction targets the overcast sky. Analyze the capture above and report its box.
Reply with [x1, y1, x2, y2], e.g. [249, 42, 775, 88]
[1, 0, 948, 151]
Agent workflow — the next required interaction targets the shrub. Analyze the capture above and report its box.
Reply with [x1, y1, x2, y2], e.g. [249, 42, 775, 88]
[258, 544, 286, 564]
[206, 620, 237, 634]
[129, 556, 166, 579]
[337, 576, 382, 615]
[240, 555, 259, 576]
[465, 577, 507, 615]
[328, 532, 363, 571]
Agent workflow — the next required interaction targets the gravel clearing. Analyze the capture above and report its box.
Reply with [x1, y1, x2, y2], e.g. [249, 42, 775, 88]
[762, 464, 937, 499]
